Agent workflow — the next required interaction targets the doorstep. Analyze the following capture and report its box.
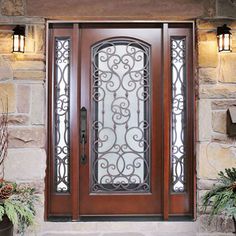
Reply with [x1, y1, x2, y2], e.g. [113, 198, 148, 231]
[39, 221, 198, 236]
[37, 221, 236, 236]
[40, 234, 235, 236]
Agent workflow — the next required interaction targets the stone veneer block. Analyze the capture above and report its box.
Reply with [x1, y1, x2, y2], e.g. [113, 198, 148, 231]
[35, 25, 45, 53]
[198, 31, 216, 42]
[32, 194, 44, 228]
[0, 56, 13, 81]
[197, 190, 208, 204]
[8, 127, 45, 148]
[198, 215, 234, 233]
[211, 133, 236, 144]
[199, 68, 217, 84]
[212, 111, 226, 134]
[26, 0, 214, 18]
[198, 41, 218, 68]
[2, 54, 16, 62]
[219, 54, 236, 83]
[8, 114, 29, 125]
[216, 0, 236, 18]
[31, 84, 45, 125]
[14, 53, 45, 61]
[0, 17, 45, 24]
[16, 84, 30, 113]
[196, 19, 236, 30]
[0, 83, 16, 113]
[197, 179, 218, 190]
[11, 61, 45, 71]
[198, 142, 236, 179]
[198, 99, 211, 141]
[25, 25, 35, 53]
[232, 32, 236, 53]
[199, 84, 236, 99]
[1, 0, 24, 16]
[4, 148, 46, 181]
[0, 30, 14, 53]
[211, 99, 236, 110]
[14, 70, 45, 80]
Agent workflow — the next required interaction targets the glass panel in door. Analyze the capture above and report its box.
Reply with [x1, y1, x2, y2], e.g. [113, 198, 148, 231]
[91, 39, 151, 193]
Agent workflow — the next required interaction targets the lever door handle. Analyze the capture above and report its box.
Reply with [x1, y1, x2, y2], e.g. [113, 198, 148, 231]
[80, 107, 87, 165]
[81, 134, 86, 164]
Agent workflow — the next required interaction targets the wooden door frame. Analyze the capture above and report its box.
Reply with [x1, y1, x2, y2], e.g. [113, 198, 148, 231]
[45, 20, 196, 221]
[79, 26, 163, 216]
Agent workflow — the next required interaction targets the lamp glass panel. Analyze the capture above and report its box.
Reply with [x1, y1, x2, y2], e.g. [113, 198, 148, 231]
[218, 35, 223, 51]
[224, 34, 230, 51]
[20, 35, 24, 52]
[13, 35, 19, 52]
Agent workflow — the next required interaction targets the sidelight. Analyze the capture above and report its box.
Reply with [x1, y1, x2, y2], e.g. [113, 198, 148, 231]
[171, 37, 187, 193]
[54, 38, 71, 193]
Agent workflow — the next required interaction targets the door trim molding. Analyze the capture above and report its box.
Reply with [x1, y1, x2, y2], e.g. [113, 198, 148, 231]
[45, 21, 196, 221]
[47, 20, 195, 24]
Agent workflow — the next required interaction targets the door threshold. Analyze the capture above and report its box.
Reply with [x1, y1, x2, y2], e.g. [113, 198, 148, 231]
[48, 215, 194, 222]
[80, 215, 194, 222]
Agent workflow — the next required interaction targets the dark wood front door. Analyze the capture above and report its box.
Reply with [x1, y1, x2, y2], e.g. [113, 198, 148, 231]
[47, 23, 194, 220]
[79, 26, 163, 215]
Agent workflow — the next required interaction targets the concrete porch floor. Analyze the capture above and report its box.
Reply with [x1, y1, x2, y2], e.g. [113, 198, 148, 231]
[36, 222, 235, 236]
[40, 234, 235, 236]
[40, 233, 235, 236]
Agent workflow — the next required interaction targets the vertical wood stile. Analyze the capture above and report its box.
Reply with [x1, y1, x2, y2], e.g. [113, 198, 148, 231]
[163, 23, 170, 220]
[71, 23, 80, 220]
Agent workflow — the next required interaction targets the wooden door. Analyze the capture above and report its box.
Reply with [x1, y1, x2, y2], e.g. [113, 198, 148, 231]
[47, 23, 194, 220]
[79, 25, 163, 215]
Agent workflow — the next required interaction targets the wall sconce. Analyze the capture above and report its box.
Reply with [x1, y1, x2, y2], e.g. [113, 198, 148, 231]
[12, 25, 25, 53]
[217, 24, 232, 52]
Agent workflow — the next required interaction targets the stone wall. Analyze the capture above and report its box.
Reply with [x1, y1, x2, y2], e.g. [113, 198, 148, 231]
[197, 19, 236, 233]
[0, 9, 46, 233]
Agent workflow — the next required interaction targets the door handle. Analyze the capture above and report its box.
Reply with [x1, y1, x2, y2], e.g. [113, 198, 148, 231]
[80, 107, 87, 164]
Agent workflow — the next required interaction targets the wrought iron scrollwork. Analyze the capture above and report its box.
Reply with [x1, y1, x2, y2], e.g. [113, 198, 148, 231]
[54, 38, 70, 193]
[171, 37, 186, 193]
[91, 39, 151, 193]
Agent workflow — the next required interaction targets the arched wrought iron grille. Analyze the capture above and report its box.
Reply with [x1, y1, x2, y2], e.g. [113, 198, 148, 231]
[90, 39, 151, 193]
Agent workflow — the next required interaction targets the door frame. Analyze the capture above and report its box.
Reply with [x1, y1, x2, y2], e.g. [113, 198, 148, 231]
[45, 20, 196, 221]
[79, 26, 163, 216]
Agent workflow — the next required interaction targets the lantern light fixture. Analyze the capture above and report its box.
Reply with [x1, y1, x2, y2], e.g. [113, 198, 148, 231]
[12, 25, 25, 53]
[217, 24, 232, 53]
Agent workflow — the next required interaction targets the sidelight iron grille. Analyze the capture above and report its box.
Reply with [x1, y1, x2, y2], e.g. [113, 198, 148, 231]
[54, 38, 70, 193]
[91, 39, 151, 193]
[171, 37, 187, 193]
